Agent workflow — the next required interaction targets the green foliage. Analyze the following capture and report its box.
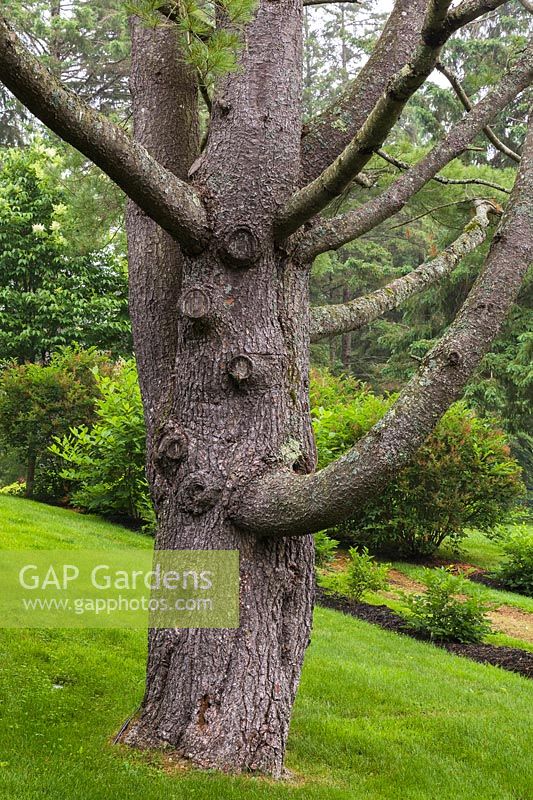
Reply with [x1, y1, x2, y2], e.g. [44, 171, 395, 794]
[0, 348, 104, 498]
[402, 568, 493, 644]
[345, 547, 389, 602]
[314, 530, 339, 568]
[310, 368, 392, 469]
[128, 0, 257, 91]
[491, 526, 533, 597]
[51, 362, 153, 526]
[0, 141, 131, 363]
[0, 480, 26, 496]
[312, 369, 525, 558]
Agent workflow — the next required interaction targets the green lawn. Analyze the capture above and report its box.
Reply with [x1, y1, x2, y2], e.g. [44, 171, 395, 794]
[1, 497, 533, 799]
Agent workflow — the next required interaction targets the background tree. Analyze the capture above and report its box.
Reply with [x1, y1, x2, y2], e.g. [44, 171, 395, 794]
[0, 141, 131, 363]
[0, 0, 532, 777]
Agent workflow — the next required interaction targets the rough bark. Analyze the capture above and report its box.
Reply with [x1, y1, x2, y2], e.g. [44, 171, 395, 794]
[126, 18, 199, 435]
[310, 199, 498, 341]
[0, 15, 209, 251]
[233, 118, 533, 537]
[276, 0, 456, 238]
[0, 0, 529, 779]
[122, 0, 316, 776]
[296, 50, 532, 262]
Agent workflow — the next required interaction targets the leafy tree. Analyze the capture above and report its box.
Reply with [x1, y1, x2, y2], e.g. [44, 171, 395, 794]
[0, 141, 131, 363]
[1, 0, 532, 776]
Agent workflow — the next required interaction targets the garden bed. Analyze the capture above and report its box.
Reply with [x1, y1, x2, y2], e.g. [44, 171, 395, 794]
[315, 586, 533, 679]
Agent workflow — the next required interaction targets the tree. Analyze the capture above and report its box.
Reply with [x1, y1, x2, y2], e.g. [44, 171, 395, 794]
[0, 141, 131, 363]
[0, 0, 531, 777]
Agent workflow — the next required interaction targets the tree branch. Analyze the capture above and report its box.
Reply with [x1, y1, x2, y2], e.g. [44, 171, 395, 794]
[443, 0, 514, 32]
[295, 50, 532, 263]
[275, 1, 468, 239]
[310, 199, 499, 341]
[437, 61, 520, 162]
[377, 148, 511, 194]
[301, 0, 429, 183]
[0, 15, 210, 253]
[233, 118, 533, 538]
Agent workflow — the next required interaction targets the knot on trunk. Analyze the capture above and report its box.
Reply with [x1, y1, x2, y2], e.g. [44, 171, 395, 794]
[180, 286, 213, 321]
[155, 422, 188, 477]
[178, 471, 222, 515]
[218, 225, 261, 268]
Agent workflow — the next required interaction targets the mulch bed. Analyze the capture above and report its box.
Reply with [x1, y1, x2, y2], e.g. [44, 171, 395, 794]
[467, 570, 511, 591]
[315, 586, 533, 680]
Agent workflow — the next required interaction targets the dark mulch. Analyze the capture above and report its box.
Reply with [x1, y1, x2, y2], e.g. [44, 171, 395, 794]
[315, 586, 533, 680]
[467, 569, 507, 590]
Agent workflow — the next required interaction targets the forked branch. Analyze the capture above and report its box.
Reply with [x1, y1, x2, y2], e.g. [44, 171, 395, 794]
[310, 199, 499, 341]
[275, 0, 456, 239]
[437, 62, 520, 162]
[234, 118, 533, 538]
[0, 15, 210, 253]
[295, 50, 532, 263]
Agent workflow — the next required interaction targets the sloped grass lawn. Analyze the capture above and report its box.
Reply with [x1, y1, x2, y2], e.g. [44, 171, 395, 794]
[1, 497, 533, 799]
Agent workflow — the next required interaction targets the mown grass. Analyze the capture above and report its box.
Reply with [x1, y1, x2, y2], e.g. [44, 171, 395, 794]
[1, 497, 533, 799]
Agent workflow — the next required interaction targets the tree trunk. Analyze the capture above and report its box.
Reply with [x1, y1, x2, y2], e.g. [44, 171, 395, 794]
[124, 243, 316, 777]
[25, 449, 36, 498]
[341, 285, 351, 370]
[122, 1, 316, 776]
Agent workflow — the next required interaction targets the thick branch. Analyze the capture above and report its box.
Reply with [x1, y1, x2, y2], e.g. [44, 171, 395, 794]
[0, 15, 209, 253]
[296, 50, 532, 263]
[301, 0, 430, 183]
[377, 148, 511, 194]
[437, 62, 520, 162]
[444, 0, 513, 32]
[233, 118, 533, 538]
[276, 1, 460, 239]
[310, 199, 498, 341]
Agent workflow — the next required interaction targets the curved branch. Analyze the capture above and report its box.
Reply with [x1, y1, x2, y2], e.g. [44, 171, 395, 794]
[310, 199, 499, 341]
[275, 0, 456, 239]
[437, 62, 520, 162]
[377, 148, 511, 193]
[0, 15, 210, 253]
[233, 118, 533, 538]
[295, 50, 532, 263]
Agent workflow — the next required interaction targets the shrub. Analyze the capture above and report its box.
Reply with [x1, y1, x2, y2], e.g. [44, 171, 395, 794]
[345, 547, 389, 601]
[311, 369, 525, 558]
[314, 531, 339, 568]
[402, 568, 493, 643]
[51, 362, 153, 526]
[0, 480, 26, 496]
[491, 526, 533, 596]
[0, 347, 104, 499]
